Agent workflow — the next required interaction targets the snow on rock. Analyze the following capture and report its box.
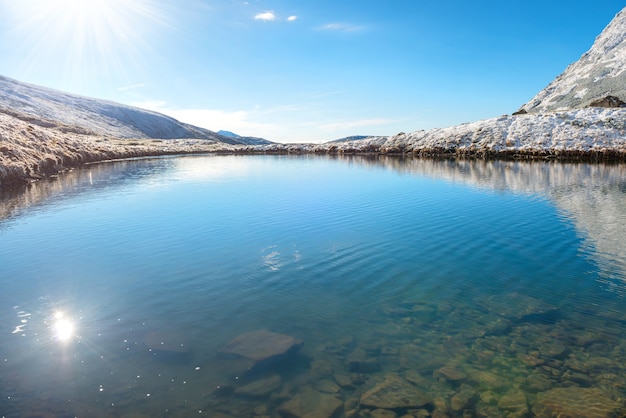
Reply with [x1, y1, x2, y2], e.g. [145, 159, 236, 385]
[247, 108, 626, 157]
[521, 7, 626, 112]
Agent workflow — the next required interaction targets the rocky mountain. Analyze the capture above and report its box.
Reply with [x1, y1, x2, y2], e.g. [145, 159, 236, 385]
[519, 8, 626, 113]
[0, 75, 269, 145]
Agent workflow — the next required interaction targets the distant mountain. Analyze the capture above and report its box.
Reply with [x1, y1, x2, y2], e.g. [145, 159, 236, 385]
[217, 130, 240, 138]
[0, 75, 270, 145]
[217, 129, 272, 145]
[519, 8, 626, 113]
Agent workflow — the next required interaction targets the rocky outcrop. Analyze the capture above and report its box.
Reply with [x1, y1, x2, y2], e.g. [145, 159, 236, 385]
[520, 8, 626, 113]
[588, 95, 626, 108]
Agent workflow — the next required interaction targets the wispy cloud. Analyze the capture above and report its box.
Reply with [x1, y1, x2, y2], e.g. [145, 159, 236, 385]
[254, 11, 276, 21]
[287, 15, 297, 22]
[311, 90, 347, 99]
[318, 22, 364, 32]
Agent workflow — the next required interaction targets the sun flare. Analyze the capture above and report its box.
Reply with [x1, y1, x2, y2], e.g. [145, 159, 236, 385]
[4, 0, 167, 83]
[53, 311, 75, 342]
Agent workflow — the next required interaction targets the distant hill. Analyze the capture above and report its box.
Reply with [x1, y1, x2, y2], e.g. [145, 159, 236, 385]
[0, 75, 270, 145]
[519, 8, 626, 113]
[217, 130, 272, 145]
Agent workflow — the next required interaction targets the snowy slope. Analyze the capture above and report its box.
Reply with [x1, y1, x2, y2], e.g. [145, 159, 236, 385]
[0, 75, 271, 144]
[267, 7, 626, 156]
[521, 8, 626, 113]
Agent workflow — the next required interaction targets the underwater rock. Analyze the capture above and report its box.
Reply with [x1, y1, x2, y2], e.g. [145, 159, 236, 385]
[433, 364, 467, 382]
[449, 385, 477, 413]
[516, 352, 544, 367]
[525, 373, 553, 392]
[278, 387, 343, 418]
[234, 374, 282, 397]
[359, 374, 431, 410]
[333, 373, 354, 389]
[219, 330, 303, 362]
[497, 389, 528, 417]
[475, 293, 554, 320]
[538, 340, 567, 359]
[402, 370, 431, 388]
[314, 379, 341, 394]
[310, 359, 334, 379]
[533, 387, 623, 418]
[370, 409, 397, 418]
[346, 348, 381, 373]
[466, 368, 508, 391]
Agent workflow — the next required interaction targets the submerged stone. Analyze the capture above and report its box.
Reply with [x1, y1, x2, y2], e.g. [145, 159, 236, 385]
[219, 330, 303, 363]
[533, 387, 623, 418]
[235, 374, 282, 397]
[314, 379, 341, 394]
[360, 374, 431, 410]
[497, 389, 528, 416]
[278, 387, 343, 418]
[433, 364, 467, 382]
[346, 348, 381, 373]
[370, 409, 397, 418]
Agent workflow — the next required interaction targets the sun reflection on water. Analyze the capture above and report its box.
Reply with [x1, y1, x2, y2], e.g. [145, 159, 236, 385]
[52, 311, 76, 343]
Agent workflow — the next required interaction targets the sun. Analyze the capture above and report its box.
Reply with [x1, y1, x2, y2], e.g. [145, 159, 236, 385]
[3, 0, 167, 85]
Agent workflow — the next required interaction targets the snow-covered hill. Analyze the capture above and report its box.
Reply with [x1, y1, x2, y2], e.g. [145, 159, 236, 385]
[0, 75, 271, 145]
[284, 7, 626, 157]
[520, 8, 626, 113]
[216, 130, 271, 145]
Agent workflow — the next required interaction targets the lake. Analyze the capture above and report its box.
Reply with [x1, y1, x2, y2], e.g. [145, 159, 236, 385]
[1, 155, 626, 417]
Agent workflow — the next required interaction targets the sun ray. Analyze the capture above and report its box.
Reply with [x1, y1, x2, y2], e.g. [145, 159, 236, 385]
[3, 0, 170, 87]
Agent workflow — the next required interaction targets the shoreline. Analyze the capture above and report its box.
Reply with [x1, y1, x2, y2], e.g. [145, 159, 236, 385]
[3, 145, 626, 190]
[2, 107, 626, 190]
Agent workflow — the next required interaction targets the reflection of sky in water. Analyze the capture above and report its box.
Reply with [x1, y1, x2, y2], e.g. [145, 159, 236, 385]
[0, 156, 625, 416]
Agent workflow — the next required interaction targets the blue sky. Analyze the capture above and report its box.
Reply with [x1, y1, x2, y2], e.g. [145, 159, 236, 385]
[0, 1, 622, 142]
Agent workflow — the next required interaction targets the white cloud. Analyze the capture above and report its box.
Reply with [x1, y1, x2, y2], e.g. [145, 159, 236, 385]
[133, 101, 275, 138]
[254, 11, 276, 21]
[130, 101, 400, 143]
[319, 22, 364, 32]
[287, 15, 297, 22]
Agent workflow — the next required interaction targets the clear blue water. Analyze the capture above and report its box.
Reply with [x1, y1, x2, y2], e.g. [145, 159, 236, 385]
[1, 155, 626, 417]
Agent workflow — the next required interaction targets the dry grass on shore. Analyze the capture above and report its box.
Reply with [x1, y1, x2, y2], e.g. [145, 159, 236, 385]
[0, 110, 238, 188]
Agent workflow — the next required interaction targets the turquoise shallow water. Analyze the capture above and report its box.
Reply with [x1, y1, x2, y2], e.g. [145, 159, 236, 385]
[1, 155, 626, 417]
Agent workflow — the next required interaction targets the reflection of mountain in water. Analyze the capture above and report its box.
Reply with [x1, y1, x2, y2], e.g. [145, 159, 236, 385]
[2, 156, 625, 288]
[0, 157, 178, 223]
[367, 157, 626, 288]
